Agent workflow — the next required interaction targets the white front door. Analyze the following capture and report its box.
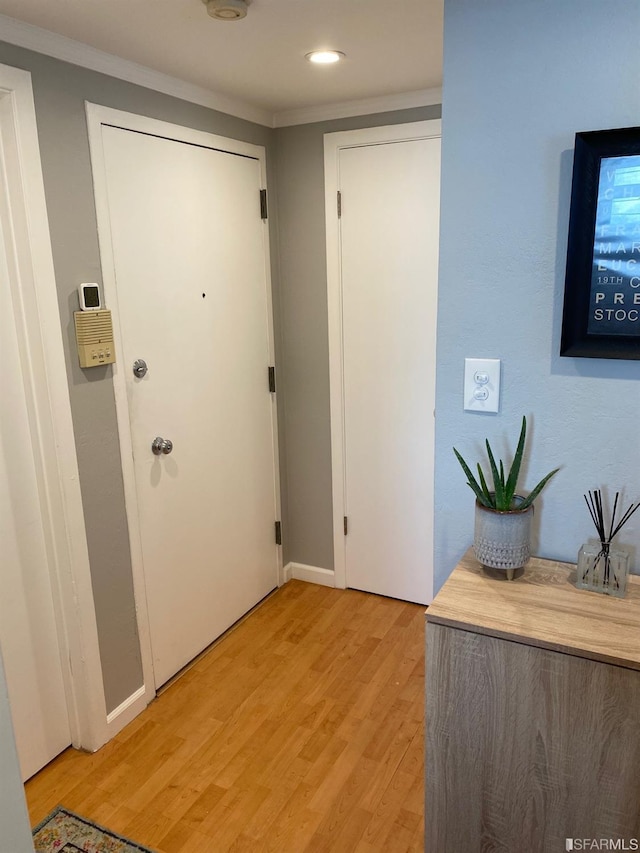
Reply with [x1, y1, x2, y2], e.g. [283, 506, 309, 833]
[327, 124, 440, 605]
[0, 218, 71, 781]
[97, 122, 279, 688]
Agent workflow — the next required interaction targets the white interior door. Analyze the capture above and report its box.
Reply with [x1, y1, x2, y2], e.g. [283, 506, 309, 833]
[0, 220, 71, 781]
[335, 130, 440, 604]
[100, 125, 279, 688]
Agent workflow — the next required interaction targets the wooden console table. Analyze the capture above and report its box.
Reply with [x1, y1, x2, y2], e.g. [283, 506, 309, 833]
[425, 550, 640, 852]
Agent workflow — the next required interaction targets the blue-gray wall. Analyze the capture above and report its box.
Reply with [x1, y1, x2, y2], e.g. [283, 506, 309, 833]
[435, 0, 640, 591]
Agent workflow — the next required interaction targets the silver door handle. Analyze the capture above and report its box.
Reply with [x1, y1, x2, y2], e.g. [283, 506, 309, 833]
[152, 436, 173, 455]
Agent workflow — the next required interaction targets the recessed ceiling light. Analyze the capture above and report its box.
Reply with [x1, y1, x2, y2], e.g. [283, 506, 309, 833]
[305, 50, 345, 65]
[203, 0, 248, 20]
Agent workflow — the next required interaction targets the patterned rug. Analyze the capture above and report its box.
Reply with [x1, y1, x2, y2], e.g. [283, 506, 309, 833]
[33, 806, 155, 853]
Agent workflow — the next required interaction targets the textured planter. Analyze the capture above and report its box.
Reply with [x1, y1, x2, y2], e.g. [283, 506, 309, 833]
[474, 496, 533, 578]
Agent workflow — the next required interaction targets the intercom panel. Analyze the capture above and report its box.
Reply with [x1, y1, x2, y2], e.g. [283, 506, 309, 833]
[74, 310, 116, 367]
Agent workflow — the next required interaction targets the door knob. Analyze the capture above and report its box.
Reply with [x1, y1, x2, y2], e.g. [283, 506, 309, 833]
[152, 437, 173, 455]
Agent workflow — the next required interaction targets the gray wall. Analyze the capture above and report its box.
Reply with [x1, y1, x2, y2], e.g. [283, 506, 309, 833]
[435, 0, 640, 592]
[275, 105, 441, 571]
[0, 653, 33, 852]
[0, 40, 284, 713]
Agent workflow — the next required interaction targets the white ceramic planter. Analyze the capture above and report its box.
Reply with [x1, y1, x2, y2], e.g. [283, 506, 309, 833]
[474, 496, 533, 579]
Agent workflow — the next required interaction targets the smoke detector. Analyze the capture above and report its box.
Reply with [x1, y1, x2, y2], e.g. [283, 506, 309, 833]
[203, 0, 248, 20]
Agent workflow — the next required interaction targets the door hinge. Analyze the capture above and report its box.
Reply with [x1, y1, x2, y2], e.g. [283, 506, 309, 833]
[275, 520, 282, 546]
[268, 365, 276, 393]
[344, 516, 348, 535]
[337, 190, 342, 219]
[260, 189, 268, 220]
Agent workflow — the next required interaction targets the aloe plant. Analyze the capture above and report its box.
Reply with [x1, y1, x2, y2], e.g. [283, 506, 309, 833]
[453, 416, 559, 511]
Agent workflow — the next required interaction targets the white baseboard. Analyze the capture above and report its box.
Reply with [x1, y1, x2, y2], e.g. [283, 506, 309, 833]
[105, 685, 150, 738]
[286, 562, 336, 588]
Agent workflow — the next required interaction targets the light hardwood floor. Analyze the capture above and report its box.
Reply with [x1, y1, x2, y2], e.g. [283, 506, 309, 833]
[26, 580, 425, 852]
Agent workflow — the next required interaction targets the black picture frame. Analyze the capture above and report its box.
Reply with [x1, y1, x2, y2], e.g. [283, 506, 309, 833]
[561, 126, 640, 359]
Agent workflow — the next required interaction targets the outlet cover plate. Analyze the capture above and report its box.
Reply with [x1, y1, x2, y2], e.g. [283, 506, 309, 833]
[464, 358, 501, 413]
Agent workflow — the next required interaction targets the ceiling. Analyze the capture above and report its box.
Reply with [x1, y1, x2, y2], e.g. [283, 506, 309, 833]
[0, 0, 443, 126]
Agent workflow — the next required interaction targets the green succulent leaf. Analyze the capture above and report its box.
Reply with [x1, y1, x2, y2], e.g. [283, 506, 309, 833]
[503, 416, 526, 508]
[476, 464, 493, 507]
[518, 468, 560, 510]
[453, 448, 492, 507]
[453, 415, 559, 513]
[485, 439, 506, 509]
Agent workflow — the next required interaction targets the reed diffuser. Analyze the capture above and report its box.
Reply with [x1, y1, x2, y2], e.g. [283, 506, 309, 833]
[576, 489, 639, 598]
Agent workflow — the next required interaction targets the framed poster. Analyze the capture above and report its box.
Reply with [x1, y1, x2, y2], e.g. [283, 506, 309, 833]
[561, 126, 640, 359]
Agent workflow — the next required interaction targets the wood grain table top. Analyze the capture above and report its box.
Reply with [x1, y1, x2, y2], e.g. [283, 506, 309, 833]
[427, 549, 640, 670]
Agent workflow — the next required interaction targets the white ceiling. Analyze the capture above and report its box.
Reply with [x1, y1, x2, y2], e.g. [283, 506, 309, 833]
[0, 0, 442, 126]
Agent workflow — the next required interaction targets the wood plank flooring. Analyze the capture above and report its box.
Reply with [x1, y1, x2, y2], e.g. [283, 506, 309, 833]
[26, 580, 425, 852]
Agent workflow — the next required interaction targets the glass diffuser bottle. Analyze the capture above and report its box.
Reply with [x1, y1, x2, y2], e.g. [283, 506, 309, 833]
[576, 541, 629, 598]
[576, 490, 638, 599]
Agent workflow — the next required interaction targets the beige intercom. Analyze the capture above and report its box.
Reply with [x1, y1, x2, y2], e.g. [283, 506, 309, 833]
[74, 309, 116, 367]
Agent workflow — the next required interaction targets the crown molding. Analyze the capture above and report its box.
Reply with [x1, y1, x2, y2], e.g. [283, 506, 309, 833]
[0, 14, 273, 127]
[272, 87, 442, 128]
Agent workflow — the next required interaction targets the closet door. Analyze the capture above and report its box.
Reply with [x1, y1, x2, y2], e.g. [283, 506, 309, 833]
[337, 131, 440, 604]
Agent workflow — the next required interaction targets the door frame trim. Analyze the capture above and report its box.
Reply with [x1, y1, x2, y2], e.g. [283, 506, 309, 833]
[0, 64, 108, 756]
[86, 104, 282, 702]
[323, 120, 441, 592]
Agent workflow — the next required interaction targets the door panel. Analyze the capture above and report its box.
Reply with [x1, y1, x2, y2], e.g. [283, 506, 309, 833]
[101, 127, 278, 687]
[340, 137, 440, 604]
[0, 221, 70, 780]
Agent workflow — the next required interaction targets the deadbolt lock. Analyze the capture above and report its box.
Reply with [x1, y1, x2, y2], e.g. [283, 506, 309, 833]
[133, 359, 148, 378]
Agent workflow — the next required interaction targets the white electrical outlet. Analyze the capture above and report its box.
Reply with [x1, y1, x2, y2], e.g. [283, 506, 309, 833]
[464, 358, 501, 413]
